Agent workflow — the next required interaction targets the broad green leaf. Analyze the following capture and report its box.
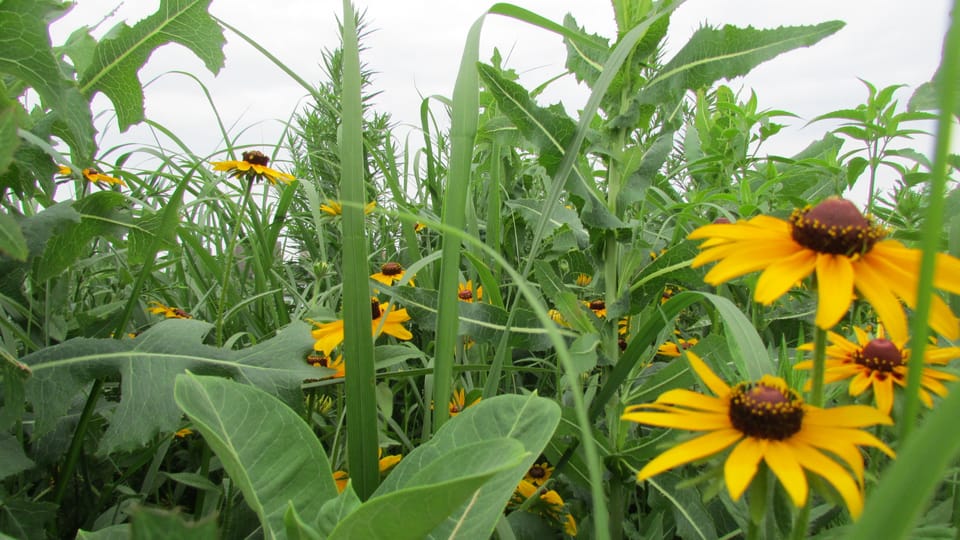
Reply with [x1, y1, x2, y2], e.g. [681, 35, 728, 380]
[130, 506, 218, 539]
[127, 209, 179, 266]
[0, 0, 95, 159]
[74, 526, 130, 540]
[533, 260, 595, 334]
[35, 191, 128, 281]
[315, 488, 362, 537]
[373, 394, 561, 540]
[505, 199, 588, 247]
[330, 439, 525, 540]
[79, 0, 226, 131]
[695, 292, 772, 380]
[285, 504, 324, 540]
[174, 373, 338, 540]
[22, 319, 322, 454]
[0, 433, 33, 479]
[641, 21, 845, 106]
[0, 499, 57, 540]
[0, 202, 79, 302]
[0, 212, 27, 261]
[0, 98, 17, 175]
[0, 355, 30, 430]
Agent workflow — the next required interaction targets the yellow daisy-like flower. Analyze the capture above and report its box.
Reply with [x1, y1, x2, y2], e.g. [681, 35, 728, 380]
[656, 337, 699, 357]
[311, 300, 412, 356]
[59, 165, 125, 187]
[795, 327, 960, 415]
[457, 280, 482, 303]
[524, 461, 554, 487]
[548, 309, 570, 327]
[371, 262, 414, 287]
[449, 388, 480, 416]
[148, 301, 192, 319]
[306, 353, 345, 379]
[585, 299, 606, 319]
[575, 273, 592, 287]
[320, 200, 376, 216]
[688, 198, 960, 342]
[211, 150, 295, 185]
[622, 351, 894, 518]
[414, 222, 426, 233]
[510, 479, 577, 537]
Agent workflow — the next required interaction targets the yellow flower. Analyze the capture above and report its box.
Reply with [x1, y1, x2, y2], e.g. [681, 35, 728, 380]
[306, 353, 345, 379]
[622, 351, 894, 518]
[59, 165, 125, 187]
[795, 327, 960, 415]
[211, 150, 295, 185]
[414, 222, 426, 233]
[457, 280, 482, 303]
[585, 299, 606, 319]
[524, 461, 554, 487]
[320, 200, 376, 216]
[333, 470, 349, 493]
[449, 388, 480, 416]
[510, 479, 576, 536]
[371, 262, 414, 287]
[688, 198, 960, 342]
[548, 309, 570, 328]
[311, 300, 412, 356]
[173, 428, 193, 438]
[564, 514, 578, 537]
[656, 337, 699, 357]
[148, 301, 192, 319]
[575, 273, 592, 287]
[378, 448, 402, 473]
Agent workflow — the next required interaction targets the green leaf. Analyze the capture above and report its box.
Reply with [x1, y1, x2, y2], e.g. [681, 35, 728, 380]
[330, 439, 525, 540]
[22, 319, 321, 455]
[174, 373, 338, 540]
[127, 209, 179, 266]
[36, 192, 130, 281]
[78, 0, 225, 131]
[74, 526, 130, 540]
[505, 199, 588, 247]
[0, 499, 57, 540]
[0, 0, 95, 159]
[315, 489, 362, 538]
[0, 433, 33, 479]
[373, 394, 561, 539]
[130, 506, 218, 539]
[0, 202, 79, 302]
[641, 21, 845, 105]
[0, 98, 18, 175]
[0, 212, 27, 261]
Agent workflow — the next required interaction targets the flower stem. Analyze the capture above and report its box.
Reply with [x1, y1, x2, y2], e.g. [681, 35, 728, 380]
[215, 182, 253, 347]
[53, 379, 103, 505]
[809, 326, 828, 407]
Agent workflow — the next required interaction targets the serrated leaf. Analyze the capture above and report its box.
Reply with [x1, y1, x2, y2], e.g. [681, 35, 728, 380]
[0, 0, 95, 159]
[641, 21, 845, 106]
[0, 202, 79, 302]
[174, 373, 337, 540]
[22, 319, 322, 455]
[36, 191, 128, 281]
[372, 394, 561, 540]
[79, 0, 225, 131]
[505, 198, 588, 246]
[330, 438, 525, 540]
[0, 212, 27, 261]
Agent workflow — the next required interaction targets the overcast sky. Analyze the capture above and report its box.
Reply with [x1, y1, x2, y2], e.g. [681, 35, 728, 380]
[51, 0, 953, 200]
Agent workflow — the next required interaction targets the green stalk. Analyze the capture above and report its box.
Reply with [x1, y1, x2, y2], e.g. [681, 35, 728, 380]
[339, 0, 379, 500]
[431, 13, 483, 434]
[809, 326, 827, 407]
[900, 0, 960, 442]
[52, 378, 103, 506]
[215, 183, 252, 346]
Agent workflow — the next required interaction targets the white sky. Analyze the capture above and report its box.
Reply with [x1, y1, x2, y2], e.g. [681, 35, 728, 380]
[51, 0, 954, 200]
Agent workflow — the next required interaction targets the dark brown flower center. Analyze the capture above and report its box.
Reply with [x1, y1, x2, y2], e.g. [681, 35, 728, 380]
[789, 198, 885, 256]
[371, 300, 382, 319]
[589, 300, 605, 311]
[242, 150, 270, 167]
[855, 338, 904, 373]
[528, 465, 547, 479]
[728, 378, 804, 441]
[307, 353, 328, 367]
[458, 289, 473, 300]
[713, 217, 731, 224]
[381, 262, 403, 276]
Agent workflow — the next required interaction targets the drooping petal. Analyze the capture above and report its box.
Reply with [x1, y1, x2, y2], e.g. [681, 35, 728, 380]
[872, 379, 895, 415]
[723, 437, 765, 501]
[763, 441, 809, 508]
[803, 404, 892, 428]
[312, 320, 346, 355]
[791, 427, 866, 483]
[684, 351, 731, 397]
[851, 259, 909, 343]
[790, 442, 864, 518]
[813, 254, 855, 329]
[753, 249, 817, 304]
[637, 429, 743, 481]
[701, 242, 805, 285]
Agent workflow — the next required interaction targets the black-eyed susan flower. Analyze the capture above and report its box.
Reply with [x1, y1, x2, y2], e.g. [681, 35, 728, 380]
[510, 479, 577, 536]
[656, 337, 699, 357]
[457, 280, 482, 303]
[148, 301, 192, 319]
[60, 165, 125, 187]
[306, 352, 345, 379]
[586, 299, 606, 319]
[688, 198, 960, 342]
[524, 461, 554, 487]
[623, 351, 894, 518]
[311, 299, 412, 355]
[548, 309, 570, 328]
[449, 388, 480, 416]
[371, 262, 413, 287]
[211, 150, 295, 185]
[795, 327, 960, 415]
[575, 273, 592, 287]
[320, 199, 376, 216]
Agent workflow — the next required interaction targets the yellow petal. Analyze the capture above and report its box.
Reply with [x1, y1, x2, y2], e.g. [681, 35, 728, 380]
[790, 442, 864, 518]
[723, 437, 765, 501]
[872, 378, 895, 415]
[803, 404, 892, 428]
[621, 409, 731, 431]
[637, 429, 742, 481]
[851, 259, 908, 343]
[701, 242, 804, 285]
[753, 249, 817, 304]
[763, 441, 809, 507]
[684, 351, 731, 397]
[813, 254, 855, 329]
[654, 389, 729, 413]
